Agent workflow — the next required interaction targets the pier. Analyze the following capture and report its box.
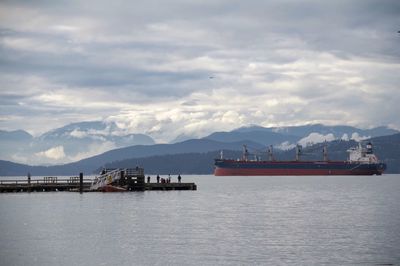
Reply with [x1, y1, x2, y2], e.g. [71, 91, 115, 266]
[0, 173, 197, 193]
[0, 175, 92, 193]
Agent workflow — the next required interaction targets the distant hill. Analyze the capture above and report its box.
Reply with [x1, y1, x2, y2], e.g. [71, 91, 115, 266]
[204, 130, 299, 146]
[0, 130, 33, 141]
[0, 130, 33, 164]
[368, 132, 400, 173]
[37, 121, 153, 146]
[0, 160, 49, 176]
[101, 152, 222, 175]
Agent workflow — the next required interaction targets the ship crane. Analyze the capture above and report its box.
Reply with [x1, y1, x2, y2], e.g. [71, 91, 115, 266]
[294, 143, 329, 162]
[323, 145, 328, 161]
[240, 145, 266, 161]
[242, 145, 249, 161]
[295, 144, 303, 161]
[268, 145, 275, 161]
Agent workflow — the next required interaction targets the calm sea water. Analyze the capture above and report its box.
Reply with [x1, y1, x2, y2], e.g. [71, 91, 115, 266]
[0, 174, 399, 266]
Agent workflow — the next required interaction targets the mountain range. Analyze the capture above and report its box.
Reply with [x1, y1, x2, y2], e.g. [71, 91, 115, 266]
[0, 121, 155, 165]
[1, 122, 398, 165]
[0, 122, 399, 176]
[206, 124, 398, 146]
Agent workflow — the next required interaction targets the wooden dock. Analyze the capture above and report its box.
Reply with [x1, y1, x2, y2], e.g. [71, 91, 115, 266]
[0, 175, 197, 193]
[0, 176, 92, 193]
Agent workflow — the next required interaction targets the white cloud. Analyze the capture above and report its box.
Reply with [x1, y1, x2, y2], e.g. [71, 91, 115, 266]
[11, 154, 30, 164]
[275, 141, 296, 151]
[350, 132, 370, 142]
[35, 146, 66, 160]
[70, 129, 88, 138]
[298, 133, 336, 147]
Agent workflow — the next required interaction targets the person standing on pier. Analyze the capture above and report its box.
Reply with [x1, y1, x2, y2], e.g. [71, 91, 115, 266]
[147, 176, 150, 183]
[178, 174, 181, 183]
[157, 175, 160, 183]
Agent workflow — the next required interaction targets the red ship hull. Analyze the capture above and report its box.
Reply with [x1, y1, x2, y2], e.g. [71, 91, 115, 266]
[214, 159, 386, 176]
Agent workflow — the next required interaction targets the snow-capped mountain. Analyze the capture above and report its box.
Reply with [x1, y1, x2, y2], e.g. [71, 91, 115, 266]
[205, 124, 399, 149]
[0, 121, 155, 165]
[1, 122, 398, 165]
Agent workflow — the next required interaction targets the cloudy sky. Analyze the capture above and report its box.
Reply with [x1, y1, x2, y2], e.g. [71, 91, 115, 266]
[1, 0, 400, 143]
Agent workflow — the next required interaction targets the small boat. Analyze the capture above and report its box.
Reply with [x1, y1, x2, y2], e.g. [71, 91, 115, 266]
[100, 185, 127, 192]
[90, 167, 144, 191]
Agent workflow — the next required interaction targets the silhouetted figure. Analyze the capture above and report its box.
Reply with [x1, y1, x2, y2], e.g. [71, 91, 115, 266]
[157, 175, 160, 183]
[147, 176, 150, 183]
[178, 174, 181, 183]
[168, 174, 171, 183]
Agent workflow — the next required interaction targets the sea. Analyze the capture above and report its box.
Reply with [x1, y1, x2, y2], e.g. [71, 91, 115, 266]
[0, 174, 399, 266]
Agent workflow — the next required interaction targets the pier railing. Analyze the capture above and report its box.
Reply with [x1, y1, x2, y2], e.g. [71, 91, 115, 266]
[0, 176, 93, 192]
[0, 177, 93, 185]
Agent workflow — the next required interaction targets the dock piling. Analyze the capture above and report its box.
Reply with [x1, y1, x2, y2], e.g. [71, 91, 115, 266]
[79, 173, 83, 193]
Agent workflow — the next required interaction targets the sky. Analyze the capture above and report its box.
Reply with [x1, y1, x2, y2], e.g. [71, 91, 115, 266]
[1, 0, 400, 143]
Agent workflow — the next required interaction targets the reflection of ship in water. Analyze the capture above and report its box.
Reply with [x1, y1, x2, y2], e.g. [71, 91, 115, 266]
[214, 142, 386, 176]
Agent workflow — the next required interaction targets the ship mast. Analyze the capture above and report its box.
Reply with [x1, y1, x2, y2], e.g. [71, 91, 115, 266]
[268, 145, 274, 161]
[242, 145, 249, 161]
[323, 145, 328, 161]
[295, 144, 302, 161]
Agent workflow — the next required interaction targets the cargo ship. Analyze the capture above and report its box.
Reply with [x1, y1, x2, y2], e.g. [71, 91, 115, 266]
[214, 142, 386, 176]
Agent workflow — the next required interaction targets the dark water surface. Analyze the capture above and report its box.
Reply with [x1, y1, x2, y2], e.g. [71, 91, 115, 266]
[1, 175, 399, 266]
